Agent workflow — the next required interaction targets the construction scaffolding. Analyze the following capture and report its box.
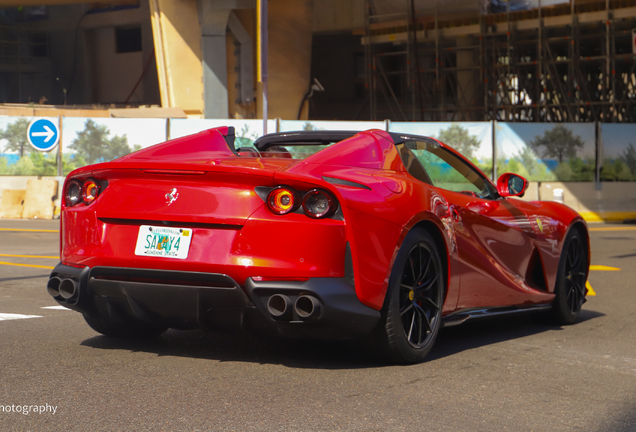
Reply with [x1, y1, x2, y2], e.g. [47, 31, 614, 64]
[0, 22, 52, 105]
[362, 0, 636, 122]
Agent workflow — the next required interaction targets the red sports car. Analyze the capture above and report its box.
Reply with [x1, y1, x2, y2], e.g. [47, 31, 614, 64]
[47, 127, 590, 364]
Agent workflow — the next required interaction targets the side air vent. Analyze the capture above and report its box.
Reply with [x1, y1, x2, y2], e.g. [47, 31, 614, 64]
[323, 176, 371, 190]
[525, 248, 547, 291]
[345, 242, 355, 288]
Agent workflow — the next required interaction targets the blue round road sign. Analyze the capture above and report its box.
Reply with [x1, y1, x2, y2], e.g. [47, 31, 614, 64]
[27, 118, 59, 152]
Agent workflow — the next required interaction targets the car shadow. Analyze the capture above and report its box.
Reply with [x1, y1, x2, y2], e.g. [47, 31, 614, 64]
[595, 403, 636, 432]
[427, 308, 604, 362]
[0, 274, 50, 282]
[80, 308, 605, 369]
[81, 328, 385, 369]
[610, 252, 636, 259]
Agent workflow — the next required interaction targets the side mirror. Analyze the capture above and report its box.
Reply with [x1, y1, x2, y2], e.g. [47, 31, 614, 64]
[497, 173, 528, 197]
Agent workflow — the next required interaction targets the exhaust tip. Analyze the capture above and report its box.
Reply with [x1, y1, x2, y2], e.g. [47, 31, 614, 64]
[294, 295, 322, 319]
[267, 294, 292, 318]
[59, 279, 77, 300]
[47, 277, 62, 297]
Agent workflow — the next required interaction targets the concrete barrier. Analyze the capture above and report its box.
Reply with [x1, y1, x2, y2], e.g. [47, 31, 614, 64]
[0, 189, 26, 218]
[0, 177, 64, 219]
[536, 182, 636, 222]
[22, 178, 59, 219]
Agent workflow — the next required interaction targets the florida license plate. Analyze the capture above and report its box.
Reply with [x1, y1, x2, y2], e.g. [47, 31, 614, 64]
[134, 225, 193, 259]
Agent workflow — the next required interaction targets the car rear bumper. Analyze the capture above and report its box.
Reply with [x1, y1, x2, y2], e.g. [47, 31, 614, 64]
[47, 263, 380, 339]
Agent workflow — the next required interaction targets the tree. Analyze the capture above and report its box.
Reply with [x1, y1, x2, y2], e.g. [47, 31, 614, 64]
[0, 156, 8, 174]
[69, 119, 133, 164]
[28, 152, 57, 176]
[10, 155, 36, 175]
[566, 157, 594, 181]
[529, 124, 584, 164]
[437, 124, 481, 159]
[235, 124, 259, 148]
[621, 143, 636, 177]
[517, 146, 539, 176]
[0, 118, 31, 158]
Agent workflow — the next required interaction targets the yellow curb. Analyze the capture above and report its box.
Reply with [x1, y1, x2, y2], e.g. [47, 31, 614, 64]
[588, 227, 636, 232]
[0, 261, 55, 269]
[0, 228, 59, 233]
[580, 211, 636, 223]
[589, 265, 621, 271]
[0, 254, 59, 259]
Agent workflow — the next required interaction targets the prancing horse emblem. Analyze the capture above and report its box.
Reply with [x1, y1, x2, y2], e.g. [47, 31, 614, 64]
[165, 188, 179, 206]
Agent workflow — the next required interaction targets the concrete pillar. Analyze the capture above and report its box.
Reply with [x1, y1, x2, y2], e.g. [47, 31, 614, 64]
[199, 1, 231, 119]
[228, 9, 257, 119]
[267, 0, 313, 120]
[140, 0, 161, 105]
[149, 0, 204, 116]
[198, 0, 255, 119]
[149, 0, 311, 120]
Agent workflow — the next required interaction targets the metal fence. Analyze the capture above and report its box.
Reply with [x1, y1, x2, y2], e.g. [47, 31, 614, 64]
[0, 116, 634, 182]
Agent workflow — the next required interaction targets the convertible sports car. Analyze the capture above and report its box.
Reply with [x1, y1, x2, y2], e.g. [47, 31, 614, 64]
[47, 127, 590, 364]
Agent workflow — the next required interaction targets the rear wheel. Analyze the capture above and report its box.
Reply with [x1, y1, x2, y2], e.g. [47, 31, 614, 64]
[83, 313, 168, 339]
[551, 227, 588, 325]
[374, 229, 445, 364]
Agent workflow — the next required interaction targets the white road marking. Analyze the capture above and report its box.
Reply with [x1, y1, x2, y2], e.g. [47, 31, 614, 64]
[41, 306, 70, 310]
[0, 313, 43, 320]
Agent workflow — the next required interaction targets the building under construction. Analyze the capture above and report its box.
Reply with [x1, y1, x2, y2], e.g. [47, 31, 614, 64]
[0, 0, 635, 123]
[337, 0, 636, 123]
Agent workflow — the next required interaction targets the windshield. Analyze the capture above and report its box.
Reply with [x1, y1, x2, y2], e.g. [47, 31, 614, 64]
[397, 140, 496, 200]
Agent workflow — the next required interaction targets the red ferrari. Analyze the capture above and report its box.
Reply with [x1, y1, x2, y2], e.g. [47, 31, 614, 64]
[47, 127, 590, 364]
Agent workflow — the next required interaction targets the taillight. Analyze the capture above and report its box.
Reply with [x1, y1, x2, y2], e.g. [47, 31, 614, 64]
[65, 180, 82, 207]
[302, 189, 337, 219]
[266, 186, 300, 215]
[263, 186, 339, 219]
[81, 179, 100, 205]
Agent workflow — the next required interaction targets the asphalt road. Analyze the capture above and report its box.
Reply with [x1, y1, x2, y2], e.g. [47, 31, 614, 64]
[0, 219, 635, 431]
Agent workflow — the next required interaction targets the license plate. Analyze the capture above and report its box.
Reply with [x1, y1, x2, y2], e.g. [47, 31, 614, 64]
[134, 225, 193, 259]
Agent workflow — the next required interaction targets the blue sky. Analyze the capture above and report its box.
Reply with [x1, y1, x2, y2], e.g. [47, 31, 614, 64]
[600, 124, 636, 159]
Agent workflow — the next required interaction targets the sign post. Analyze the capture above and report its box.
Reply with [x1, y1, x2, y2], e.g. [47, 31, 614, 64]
[57, 115, 63, 177]
[27, 118, 59, 152]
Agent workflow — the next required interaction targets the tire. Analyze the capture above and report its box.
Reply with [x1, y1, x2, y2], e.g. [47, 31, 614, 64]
[551, 227, 588, 325]
[83, 313, 168, 339]
[373, 228, 445, 364]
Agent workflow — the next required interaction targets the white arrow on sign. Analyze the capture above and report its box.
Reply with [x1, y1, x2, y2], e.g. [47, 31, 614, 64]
[32, 125, 55, 143]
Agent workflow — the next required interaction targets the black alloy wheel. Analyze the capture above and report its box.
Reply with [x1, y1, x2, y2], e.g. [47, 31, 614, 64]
[399, 243, 442, 349]
[374, 229, 444, 364]
[551, 227, 588, 325]
[564, 235, 587, 314]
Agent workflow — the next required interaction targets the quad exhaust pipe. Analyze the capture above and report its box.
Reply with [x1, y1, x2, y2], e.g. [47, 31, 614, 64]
[294, 295, 321, 319]
[267, 294, 292, 318]
[266, 294, 322, 320]
[59, 279, 78, 299]
[47, 277, 62, 297]
[48, 278, 78, 300]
